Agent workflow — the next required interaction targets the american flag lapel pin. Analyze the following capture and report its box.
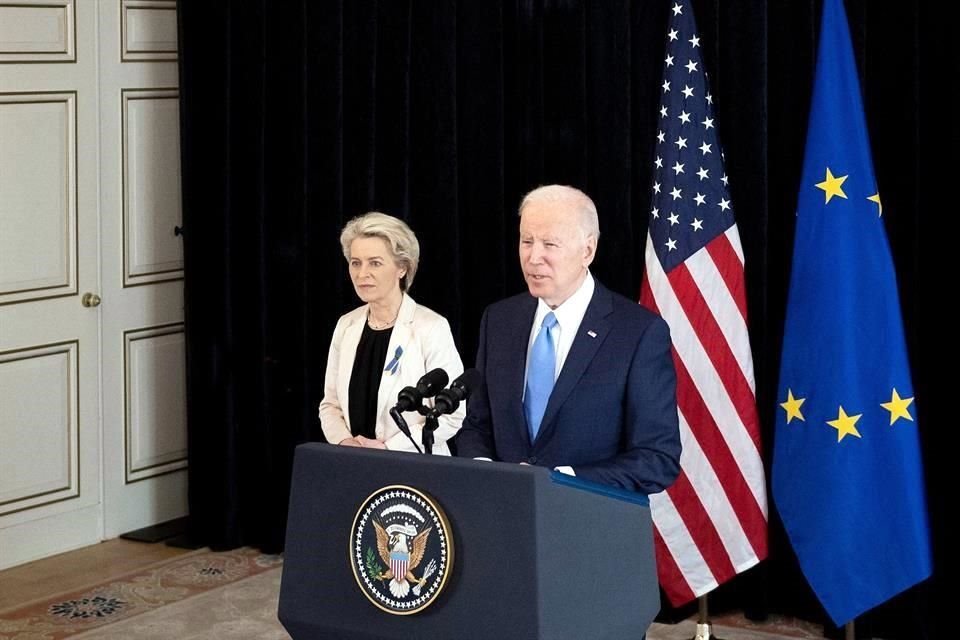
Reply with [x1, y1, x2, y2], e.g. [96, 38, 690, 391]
[587, 330, 597, 338]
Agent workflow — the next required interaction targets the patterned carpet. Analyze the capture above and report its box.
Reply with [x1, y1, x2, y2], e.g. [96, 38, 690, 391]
[0, 548, 283, 639]
[0, 547, 823, 639]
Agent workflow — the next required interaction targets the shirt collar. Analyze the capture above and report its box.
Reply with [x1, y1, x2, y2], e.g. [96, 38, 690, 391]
[533, 271, 595, 332]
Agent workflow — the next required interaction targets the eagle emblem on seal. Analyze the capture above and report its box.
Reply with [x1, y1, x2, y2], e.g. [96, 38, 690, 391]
[350, 485, 453, 614]
[373, 520, 431, 597]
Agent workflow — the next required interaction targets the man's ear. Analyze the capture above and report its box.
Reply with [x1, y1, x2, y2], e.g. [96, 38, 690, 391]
[582, 235, 597, 267]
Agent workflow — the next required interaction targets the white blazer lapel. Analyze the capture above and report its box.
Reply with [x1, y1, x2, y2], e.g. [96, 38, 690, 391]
[375, 294, 417, 429]
[337, 308, 367, 430]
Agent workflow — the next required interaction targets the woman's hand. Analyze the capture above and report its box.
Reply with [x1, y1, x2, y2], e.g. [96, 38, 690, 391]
[356, 435, 387, 449]
[338, 435, 387, 449]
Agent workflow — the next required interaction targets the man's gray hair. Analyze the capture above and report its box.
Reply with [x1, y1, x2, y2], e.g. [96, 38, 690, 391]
[518, 184, 601, 241]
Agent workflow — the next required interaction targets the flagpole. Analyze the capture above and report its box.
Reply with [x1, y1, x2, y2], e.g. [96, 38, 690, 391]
[691, 595, 719, 640]
[845, 621, 854, 640]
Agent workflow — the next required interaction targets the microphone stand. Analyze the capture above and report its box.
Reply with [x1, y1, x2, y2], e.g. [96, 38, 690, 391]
[417, 406, 441, 455]
[389, 406, 422, 454]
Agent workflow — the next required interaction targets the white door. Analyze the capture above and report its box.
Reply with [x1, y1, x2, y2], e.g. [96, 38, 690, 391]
[98, 0, 187, 538]
[0, 0, 102, 569]
[0, 0, 187, 568]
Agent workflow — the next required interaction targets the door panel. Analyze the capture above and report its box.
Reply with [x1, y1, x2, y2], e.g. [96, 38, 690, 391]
[0, 0, 101, 570]
[122, 88, 183, 286]
[123, 324, 187, 483]
[0, 1, 76, 64]
[0, 342, 78, 512]
[0, 92, 77, 304]
[0, 0, 187, 567]
[99, 0, 186, 538]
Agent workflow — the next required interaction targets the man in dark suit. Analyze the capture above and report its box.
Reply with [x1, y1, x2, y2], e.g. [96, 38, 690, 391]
[457, 185, 681, 494]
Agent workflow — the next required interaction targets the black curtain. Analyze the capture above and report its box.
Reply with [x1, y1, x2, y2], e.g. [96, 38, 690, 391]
[177, 1, 951, 637]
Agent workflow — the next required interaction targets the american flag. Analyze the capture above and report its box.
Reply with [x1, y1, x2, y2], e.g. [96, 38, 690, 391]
[638, 1, 768, 605]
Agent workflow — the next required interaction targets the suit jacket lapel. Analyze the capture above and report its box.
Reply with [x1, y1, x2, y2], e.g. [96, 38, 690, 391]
[534, 284, 613, 446]
[501, 295, 537, 442]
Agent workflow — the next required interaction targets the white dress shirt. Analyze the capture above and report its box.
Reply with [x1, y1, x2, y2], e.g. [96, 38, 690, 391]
[522, 271, 595, 477]
[524, 271, 595, 386]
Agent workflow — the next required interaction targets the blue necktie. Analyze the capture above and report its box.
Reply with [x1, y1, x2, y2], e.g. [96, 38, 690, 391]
[524, 312, 558, 441]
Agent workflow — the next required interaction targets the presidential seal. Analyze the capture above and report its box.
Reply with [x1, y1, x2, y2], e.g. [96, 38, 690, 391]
[350, 485, 453, 615]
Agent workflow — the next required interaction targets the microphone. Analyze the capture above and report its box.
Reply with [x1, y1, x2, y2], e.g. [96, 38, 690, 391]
[432, 369, 481, 416]
[395, 368, 449, 412]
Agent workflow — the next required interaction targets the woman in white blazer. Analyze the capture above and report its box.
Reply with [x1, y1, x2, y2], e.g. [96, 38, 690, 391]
[319, 212, 465, 455]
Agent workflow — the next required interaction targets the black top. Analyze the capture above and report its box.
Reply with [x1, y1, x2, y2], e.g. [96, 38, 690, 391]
[348, 322, 393, 439]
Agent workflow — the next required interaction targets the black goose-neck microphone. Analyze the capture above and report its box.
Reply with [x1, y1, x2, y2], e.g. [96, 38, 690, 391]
[432, 369, 481, 416]
[395, 368, 449, 413]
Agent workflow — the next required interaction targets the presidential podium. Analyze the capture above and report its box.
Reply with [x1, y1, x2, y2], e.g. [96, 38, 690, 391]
[278, 443, 659, 640]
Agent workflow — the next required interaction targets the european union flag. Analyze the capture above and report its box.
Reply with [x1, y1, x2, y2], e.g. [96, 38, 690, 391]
[771, 0, 931, 626]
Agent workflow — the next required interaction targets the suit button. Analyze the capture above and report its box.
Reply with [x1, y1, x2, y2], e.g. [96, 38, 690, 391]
[528, 456, 537, 464]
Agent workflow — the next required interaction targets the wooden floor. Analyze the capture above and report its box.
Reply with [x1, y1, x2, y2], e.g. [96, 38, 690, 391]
[0, 539, 191, 611]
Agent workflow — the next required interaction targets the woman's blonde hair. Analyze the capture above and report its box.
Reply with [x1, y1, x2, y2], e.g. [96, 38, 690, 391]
[339, 212, 420, 290]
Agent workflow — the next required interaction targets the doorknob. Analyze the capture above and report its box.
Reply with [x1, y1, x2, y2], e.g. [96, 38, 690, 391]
[81, 292, 101, 307]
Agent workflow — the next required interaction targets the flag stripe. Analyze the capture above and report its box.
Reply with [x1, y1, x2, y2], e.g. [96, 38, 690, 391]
[673, 356, 768, 560]
[704, 228, 749, 321]
[643, 270, 765, 597]
[667, 261, 762, 452]
[644, 239, 766, 505]
[690, 234, 756, 392]
[724, 225, 746, 264]
[650, 485, 719, 597]
[664, 469, 737, 585]
[653, 514, 700, 604]
[677, 407, 763, 569]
